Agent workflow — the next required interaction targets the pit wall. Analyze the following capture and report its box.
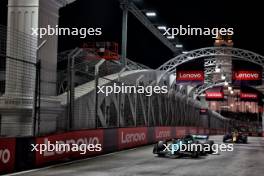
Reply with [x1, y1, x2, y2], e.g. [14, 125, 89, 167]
[0, 126, 227, 174]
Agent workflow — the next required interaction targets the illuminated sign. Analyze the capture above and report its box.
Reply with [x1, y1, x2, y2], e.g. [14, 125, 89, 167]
[176, 71, 204, 81]
[240, 93, 258, 99]
[206, 92, 224, 99]
[232, 71, 261, 81]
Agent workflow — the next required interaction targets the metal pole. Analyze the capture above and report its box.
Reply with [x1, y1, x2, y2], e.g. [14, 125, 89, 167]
[32, 40, 46, 136]
[67, 54, 71, 130]
[121, 0, 128, 67]
[94, 59, 105, 128]
[66, 48, 81, 131]
[69, 49, 82, 130]
[37, 61, 41, 135]
[33, 61, 38, 136]
[95, 73, 99, 128]
[69, 56, 75, 130]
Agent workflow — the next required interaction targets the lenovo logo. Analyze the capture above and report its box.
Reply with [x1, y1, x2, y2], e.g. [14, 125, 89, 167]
[179, 73, 202, 78]
[177, 71, 204, 81]
[240, 93, 258, 99]
[121, 132, 146, 144]
[156, 130, 171, 139]
[233, 71, 261, 80]
[0, 149, 10, 164]
[206, 92, 224, 99]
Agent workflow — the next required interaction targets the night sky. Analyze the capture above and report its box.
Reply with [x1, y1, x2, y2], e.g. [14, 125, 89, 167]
[0, 0, 263, 69]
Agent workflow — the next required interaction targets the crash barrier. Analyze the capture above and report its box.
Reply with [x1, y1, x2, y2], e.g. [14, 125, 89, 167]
[0, 126, 227, 174]
[0, 138, 16, 174]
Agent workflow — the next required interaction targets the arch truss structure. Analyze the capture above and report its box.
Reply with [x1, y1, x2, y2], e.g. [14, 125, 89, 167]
[158, 47, 264, 73]
[157, 47, 264, 96]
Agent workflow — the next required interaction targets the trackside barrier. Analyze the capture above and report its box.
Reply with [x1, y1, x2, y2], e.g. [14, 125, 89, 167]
[118, 127, 148, 150]
[188, 127, 197, 134]
[154, 127, 173, 142]
[0, 126, 226, 174]
[198, 128, 205, 134]
[205, 128, 210, 135]
[175, 127, 187, 138]
[0, 138, 16, 174]
[211, 129, 217, 135]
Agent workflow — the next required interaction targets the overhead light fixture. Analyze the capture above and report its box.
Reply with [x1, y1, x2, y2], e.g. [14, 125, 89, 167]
[230, 90, 234, 94]
[182, 51, 188, 54]
[224, 81, 229, 86]
[228, 86, 232, 91]
[175, 44, 183, 48]
[145, 12, 156, 17]
[157, 26, 166, 30]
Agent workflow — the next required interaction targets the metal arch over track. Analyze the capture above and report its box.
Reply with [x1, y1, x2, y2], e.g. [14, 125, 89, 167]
[158, 47, 264, 74]
[157, 47, 264, 97]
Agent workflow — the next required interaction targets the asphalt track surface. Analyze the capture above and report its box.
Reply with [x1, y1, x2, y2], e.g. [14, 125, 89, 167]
[10, 136, 264, 176]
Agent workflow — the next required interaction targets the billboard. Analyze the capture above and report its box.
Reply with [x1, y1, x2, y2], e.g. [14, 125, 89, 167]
[0, 138, 16, 174]
[154, 127, 172, 141]
[232, 60, 262, 85]
[176, 70, 204, 84]
[118, 128, 148, 150]
[233, 70, 261, 80]
[205, 92, 224, 99]
[240, 92, 258, 100]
